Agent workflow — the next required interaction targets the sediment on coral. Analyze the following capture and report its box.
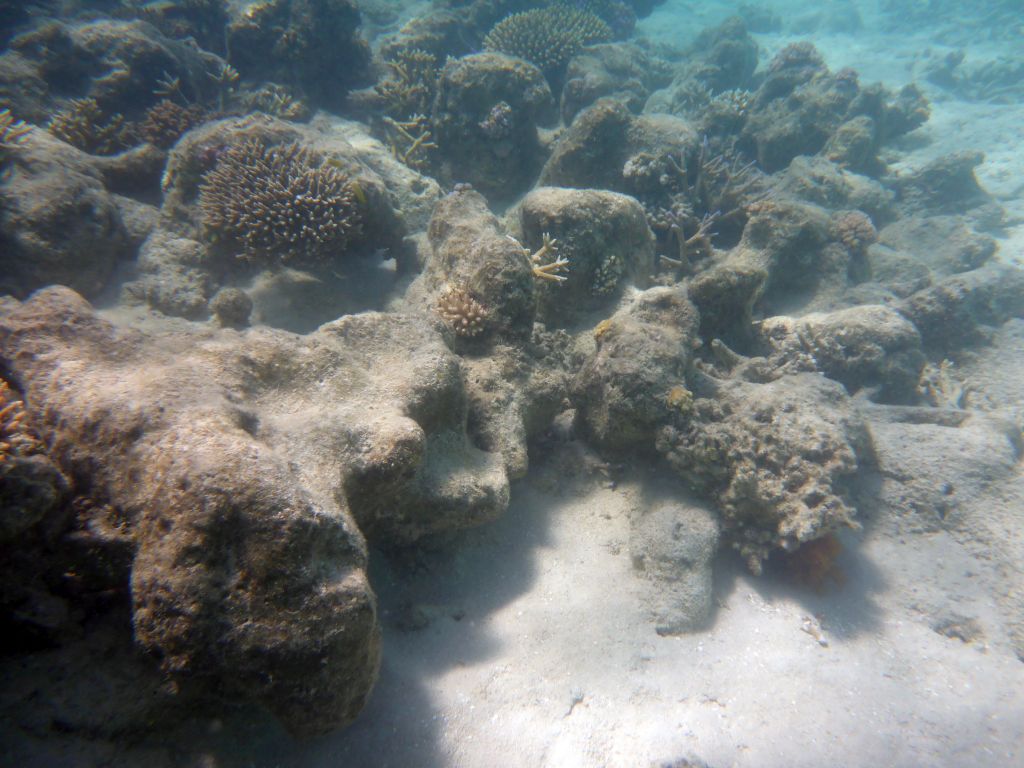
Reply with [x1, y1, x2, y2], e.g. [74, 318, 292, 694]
[198, 138, 363, 265]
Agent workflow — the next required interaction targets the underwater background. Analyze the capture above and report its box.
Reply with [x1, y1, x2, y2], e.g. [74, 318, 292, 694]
[1, 0, 1022, 766]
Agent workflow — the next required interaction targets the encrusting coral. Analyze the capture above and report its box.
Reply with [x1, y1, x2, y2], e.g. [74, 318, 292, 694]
[483, 6, 612, 76]
[198, 138, 363, 265]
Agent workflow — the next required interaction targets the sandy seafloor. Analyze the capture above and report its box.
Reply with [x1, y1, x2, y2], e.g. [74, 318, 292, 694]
[247, 3, 1024, 767]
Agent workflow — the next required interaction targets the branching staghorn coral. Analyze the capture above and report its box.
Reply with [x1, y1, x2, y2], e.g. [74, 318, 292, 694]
[483, 7, 612, 76]
[47, 98, 134, 156]
[138, 100, 208, 149]
[382, 114, 438, 171]
[199, 139, 363, 265]
[0, 379, 44, 463]
[626, 138, 766, 275]
[375, 48, 439, 120]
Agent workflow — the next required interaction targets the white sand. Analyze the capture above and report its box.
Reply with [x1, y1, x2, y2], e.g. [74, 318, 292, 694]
[295, 457, 1024, 767]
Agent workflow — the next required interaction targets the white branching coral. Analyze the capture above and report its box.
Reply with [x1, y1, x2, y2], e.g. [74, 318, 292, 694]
[508, 232, 570, 283]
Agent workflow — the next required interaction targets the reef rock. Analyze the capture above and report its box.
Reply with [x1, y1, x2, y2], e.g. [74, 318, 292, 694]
[0, 129, 131, 299]
[630, 495, 720, 634]
[898, 263, 1024, 355]
[0, 19, 224, 122]
[757, 305, 925, 403]
[511, 186, 656, 326]
[573, 286, 700, 452]
[561, 43, 671, 123]
[0, 286, 512, 735]
[433, 53, 556, 202]
[657, 372, 870, 573]
[225, 0, 371, 111]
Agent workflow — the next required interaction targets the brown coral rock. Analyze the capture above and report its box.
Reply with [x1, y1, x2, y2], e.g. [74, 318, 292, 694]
[0, 288, 510, 735]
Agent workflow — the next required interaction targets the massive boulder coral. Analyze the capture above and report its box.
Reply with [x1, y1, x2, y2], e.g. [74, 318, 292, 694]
[657, 371, 870, 573]
[0, 286, 512, 735]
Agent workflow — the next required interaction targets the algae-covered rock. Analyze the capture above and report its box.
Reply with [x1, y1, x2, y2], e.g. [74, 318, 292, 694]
[512, 186, 656, 326]
[758, 305, 925, 403]
[658, 372, 869, 573]
[0, 286, 513, 735]
[0, 129, 130, 299]
[573, 286, 700, 453]
[433, 53, 555, 202]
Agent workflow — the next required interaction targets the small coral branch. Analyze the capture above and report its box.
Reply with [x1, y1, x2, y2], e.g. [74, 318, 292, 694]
[661, 210, 719, 274]
[0, 380, 44, 462]
[0, 108, 32, 147]
[436, 285, 489, 337]
[509, 232, 570, 283]
[382, 115, 438, 170]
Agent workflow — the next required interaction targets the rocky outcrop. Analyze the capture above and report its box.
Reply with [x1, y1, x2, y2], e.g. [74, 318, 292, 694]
[0, 286, 512, 735]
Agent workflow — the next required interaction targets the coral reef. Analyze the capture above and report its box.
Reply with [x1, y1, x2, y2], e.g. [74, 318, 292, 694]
[224, 0, 371, 111]
[483, 6, 612, 79]
[0, 285, 518, 734]
[512, 186, 656, 325]
[198, 139, 363, 266]
[432, 53, 555, 201]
